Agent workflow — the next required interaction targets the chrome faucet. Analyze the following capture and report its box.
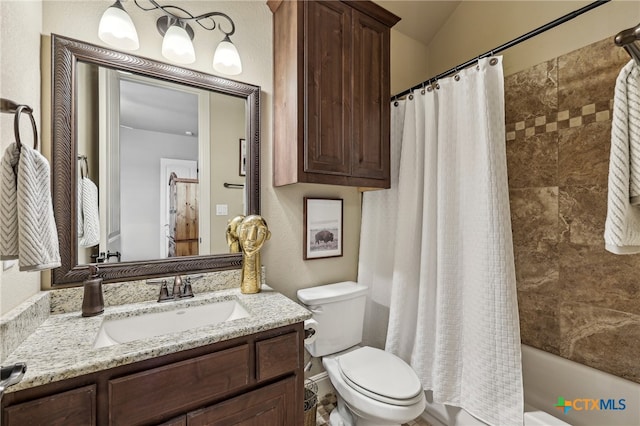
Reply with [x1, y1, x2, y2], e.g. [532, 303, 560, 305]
[147, 275, 201, 302]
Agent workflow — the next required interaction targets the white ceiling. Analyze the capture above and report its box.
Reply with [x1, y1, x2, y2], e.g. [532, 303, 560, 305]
[119, 78, 199, 137]
[373, 0, 461, 46]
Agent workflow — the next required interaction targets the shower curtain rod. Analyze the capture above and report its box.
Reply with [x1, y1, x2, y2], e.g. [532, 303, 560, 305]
[392, 0, 610, 99]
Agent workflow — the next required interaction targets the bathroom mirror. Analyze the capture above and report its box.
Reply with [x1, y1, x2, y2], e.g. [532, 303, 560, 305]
[51, 34, 260, 286]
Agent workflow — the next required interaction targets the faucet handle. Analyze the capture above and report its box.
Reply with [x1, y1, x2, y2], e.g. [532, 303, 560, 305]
[182, 279, 194, 298]
[182, 275, 202, 298]
[158, 281, 171, 302]
[148, 279, 172, 302]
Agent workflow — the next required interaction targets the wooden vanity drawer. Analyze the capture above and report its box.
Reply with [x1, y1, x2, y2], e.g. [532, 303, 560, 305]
[187, 376, 296, 425]
[3, 385, 96, 426]
[256, 332, 300, 382]
[108, 344, 250, 425]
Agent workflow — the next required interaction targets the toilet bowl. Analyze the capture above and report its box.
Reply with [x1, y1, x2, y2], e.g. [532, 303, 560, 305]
[323, 347, 426, 426]
[297, 282, 426, 426]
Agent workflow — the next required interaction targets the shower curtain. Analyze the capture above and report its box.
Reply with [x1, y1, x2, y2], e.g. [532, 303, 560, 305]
[358, 57, 523, 426]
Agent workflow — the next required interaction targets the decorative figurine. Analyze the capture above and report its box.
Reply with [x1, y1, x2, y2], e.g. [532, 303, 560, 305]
[226, 215, 245, 253]
[237, 215, 270, 294]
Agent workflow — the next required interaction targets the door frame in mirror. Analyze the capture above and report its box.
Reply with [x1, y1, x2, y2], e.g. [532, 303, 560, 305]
[51, 34, 260, 286]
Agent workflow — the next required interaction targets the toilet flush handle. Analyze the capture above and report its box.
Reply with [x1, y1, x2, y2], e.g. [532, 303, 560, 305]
[306, 305, 323, 314]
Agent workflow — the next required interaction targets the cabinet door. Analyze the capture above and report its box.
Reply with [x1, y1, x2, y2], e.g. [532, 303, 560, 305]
[186, 377, 296, 426]
[256, 332, 300, 382]
[3, 385, 96, 426]
[351, 8, 390, 182]
[305, 0, 352, 176]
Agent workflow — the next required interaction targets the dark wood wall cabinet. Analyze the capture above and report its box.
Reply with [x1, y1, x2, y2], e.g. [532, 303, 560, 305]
[1, 323, 303, 426]
[268, 0, 400, 189]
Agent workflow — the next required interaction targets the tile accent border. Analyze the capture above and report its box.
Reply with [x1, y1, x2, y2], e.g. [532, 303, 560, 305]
[506, 99, 613, 141]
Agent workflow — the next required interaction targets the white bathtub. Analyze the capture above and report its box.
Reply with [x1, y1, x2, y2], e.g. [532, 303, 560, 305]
[420, 344, 640, 426]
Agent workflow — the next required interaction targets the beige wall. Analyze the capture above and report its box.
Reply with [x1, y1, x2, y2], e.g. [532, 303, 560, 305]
[389, 28, 430, 96]
[427, 0, 640, 78]
[209, 93, 246, 254]
[0, 0, 43, 315]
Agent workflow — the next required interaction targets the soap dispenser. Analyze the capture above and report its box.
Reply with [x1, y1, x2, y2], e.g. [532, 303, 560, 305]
[82, 265, 104, 317]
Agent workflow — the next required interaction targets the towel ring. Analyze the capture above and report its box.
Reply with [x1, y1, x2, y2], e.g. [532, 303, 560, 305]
[14, 105, 38, 152]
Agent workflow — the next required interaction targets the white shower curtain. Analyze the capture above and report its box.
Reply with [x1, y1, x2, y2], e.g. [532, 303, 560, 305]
[359, 100, 405, 349]
[359, 57, 523, 425]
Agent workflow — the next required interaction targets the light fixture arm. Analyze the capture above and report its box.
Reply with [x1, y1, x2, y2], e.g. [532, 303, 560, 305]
[133, 0, 236, 37]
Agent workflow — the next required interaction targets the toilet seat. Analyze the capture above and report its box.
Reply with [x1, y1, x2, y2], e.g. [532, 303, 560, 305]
[337, 346, 424, 406]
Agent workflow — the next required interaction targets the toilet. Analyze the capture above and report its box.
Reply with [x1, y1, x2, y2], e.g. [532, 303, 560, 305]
[297, 281, 426, 426]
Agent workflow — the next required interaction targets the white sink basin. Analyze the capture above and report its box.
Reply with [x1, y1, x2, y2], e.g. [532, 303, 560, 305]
[93, 299, 250, 349]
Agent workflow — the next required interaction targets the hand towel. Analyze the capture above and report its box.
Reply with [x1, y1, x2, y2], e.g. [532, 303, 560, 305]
[605, 60, 640, 254]
[77, 178, 83, 238]
[78, 177, 100, 247]
[5, 143, 60, 271]
[0, 143, 20, 260]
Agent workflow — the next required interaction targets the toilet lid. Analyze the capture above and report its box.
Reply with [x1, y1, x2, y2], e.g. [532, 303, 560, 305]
[337, 347, 423, 406]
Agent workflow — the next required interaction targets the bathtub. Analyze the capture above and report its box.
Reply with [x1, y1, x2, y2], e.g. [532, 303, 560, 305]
[420, 344, 640, 426]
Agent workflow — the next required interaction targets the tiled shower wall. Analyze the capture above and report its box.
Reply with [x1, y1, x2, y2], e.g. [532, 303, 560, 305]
[505, 38, 640, 383]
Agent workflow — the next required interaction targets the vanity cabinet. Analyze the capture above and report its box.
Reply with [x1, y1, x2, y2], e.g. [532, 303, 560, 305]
[1, 324, 303, 426]
[269, 0, 400, 189]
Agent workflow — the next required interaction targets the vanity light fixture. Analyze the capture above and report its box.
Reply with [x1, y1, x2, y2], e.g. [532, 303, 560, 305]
[98, 0, 242, 74]
[98, 0, 140, 50]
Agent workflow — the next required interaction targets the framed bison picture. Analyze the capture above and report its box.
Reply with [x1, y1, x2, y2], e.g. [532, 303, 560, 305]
[303, 197, 343, 260]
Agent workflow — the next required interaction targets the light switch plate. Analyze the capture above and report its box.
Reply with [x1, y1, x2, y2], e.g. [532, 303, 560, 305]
[216, 204, 228, 216]
[3, 260, 17, 271]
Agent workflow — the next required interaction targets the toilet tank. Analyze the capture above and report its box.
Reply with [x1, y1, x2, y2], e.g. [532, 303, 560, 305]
[297, 281, 368, 357]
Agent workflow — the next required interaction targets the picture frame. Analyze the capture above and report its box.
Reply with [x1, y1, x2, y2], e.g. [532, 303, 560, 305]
[303, 197, 343, 260]
[239, 138, 246, 176]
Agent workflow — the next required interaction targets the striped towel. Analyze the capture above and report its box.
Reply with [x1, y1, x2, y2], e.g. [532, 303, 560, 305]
[78, 177, 100, 247]
[0, 142, 61, 270]
[1, 143, 20, 260]
[605, 60, 640, 254]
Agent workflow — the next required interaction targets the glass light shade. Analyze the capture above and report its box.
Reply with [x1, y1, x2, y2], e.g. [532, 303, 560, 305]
[98, 1, 139, 51]
[213, 39, 242, 75]
[162, 24, 196, 64]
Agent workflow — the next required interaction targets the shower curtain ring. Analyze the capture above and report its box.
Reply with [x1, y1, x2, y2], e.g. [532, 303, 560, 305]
[454, 66, 460, 81]
[421, 82, 426, 95]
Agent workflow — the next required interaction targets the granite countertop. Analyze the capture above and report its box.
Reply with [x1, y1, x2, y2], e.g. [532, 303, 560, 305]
[3, 286, 311, 393]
